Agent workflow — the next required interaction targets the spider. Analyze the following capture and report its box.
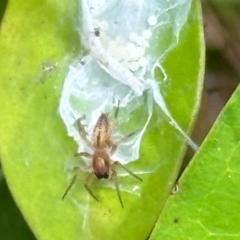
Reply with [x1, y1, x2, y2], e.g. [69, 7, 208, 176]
[62, 102, 142, 208]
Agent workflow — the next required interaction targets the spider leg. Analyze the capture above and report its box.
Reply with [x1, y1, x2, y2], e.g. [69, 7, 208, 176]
[110, 130, 140, 155]
[110, 167, 124, 208]
[76, 117, 93, 147]
[106, 101, 120, 145]
[62, 173, 78, 200]
[62, 153, 92, 200]
[114, 161, 142, 181]
[74, 152, 92, 158]
[84, 172, 99, 202]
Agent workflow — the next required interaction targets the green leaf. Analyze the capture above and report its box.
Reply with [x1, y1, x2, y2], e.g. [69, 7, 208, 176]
[149, 67, 240, 239]
[0, 0, 204, 239]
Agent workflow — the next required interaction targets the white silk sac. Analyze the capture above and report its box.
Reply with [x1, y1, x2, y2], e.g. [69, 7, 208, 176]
[59, 0, 197, 167]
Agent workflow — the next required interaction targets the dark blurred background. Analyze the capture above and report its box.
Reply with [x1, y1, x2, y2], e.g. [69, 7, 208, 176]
[183, 1, 240, 169]
[0, 1, 239, 239]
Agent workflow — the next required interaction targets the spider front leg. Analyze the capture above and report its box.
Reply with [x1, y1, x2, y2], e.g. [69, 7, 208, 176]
[76, 117, 93, 148]
[110, 130, 140, 155]
[106, 101, 120, 144]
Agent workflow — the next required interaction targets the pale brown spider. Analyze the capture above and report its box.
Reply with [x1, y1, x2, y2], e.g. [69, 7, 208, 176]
[62, 102, 142, 208]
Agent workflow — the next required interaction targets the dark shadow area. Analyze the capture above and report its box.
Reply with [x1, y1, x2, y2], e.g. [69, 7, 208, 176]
[0, 176, 36, 240]
[0, 0, 8, 27]
[182, 0, 240, 174]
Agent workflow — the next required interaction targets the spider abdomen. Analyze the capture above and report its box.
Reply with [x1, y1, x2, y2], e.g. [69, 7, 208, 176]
[92, 149, 110, 179]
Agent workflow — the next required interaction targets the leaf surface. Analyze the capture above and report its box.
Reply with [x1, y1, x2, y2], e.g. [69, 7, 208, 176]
[150, 60, 240, 240]
[0, 1, 204, 239]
